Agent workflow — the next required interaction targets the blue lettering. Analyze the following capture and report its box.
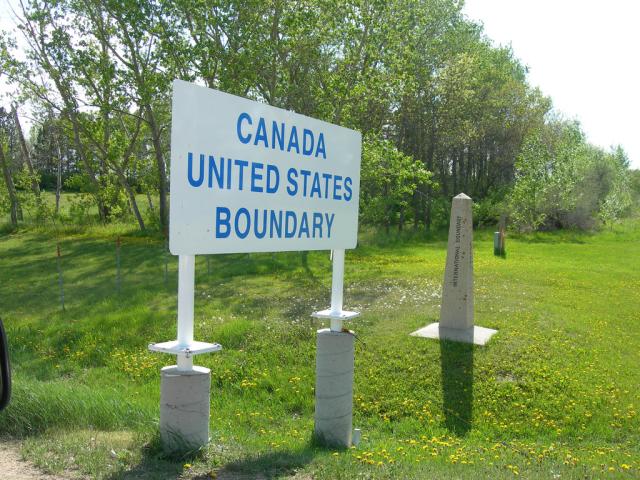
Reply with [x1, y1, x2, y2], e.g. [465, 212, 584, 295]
[272, 121, 285, 150]
[254, 208, 267, 238]
[239, 116, 327, 159]
[287, 126, 300, 154]
[300, 169, 311, 196]
[325, 213, 335, 238]
[344, 177, 353, 201]
[302, 129, 314, 156]
[266, 164, 279, 194]
[254, 117, 268, 147]
[235, 208, 250, 239]
[333, 175, 343, 200]
[286, 168, 298, 196]
[208, 155, 224, 189]
[310, 172, 321, 198]
[269, 210, 282, 238]
[322, 173, 332, 198]
[237, 113, 252, 144]
[251, 162, 264, 193]
[225, 157, 232, 187]
[285, 211, 297, 238]
[316, 133, 327, 159]
[187, 152, 205, 187]
[298, 212, 310, 238]
[234, 159, 249, 190]
[312, 213, 323, 238]
[216, 207, 231, 238]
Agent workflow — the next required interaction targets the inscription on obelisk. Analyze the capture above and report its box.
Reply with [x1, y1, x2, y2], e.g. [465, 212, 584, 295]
[440, 194, 474, 330]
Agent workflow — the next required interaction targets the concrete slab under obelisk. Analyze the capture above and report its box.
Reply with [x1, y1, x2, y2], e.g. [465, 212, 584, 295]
[411, 193, 497, 346]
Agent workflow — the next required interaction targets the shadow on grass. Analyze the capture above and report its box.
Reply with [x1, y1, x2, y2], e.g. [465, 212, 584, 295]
[107, 438, 316, 480]
[0, 235, 324, 318]
[212, 447, 315, 479]
[106, 450, 183, 479]
[105, 459, 183, 480]
[440, 340, 473, 436]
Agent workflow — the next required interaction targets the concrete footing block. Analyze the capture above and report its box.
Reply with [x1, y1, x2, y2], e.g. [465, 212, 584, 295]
[160, 365, 211, 452]
[411, 322, 497, 346]
[314, 328, 354, 448]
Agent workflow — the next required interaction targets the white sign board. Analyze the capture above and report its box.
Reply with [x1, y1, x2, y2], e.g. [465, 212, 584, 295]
[169, 80, 362, 255]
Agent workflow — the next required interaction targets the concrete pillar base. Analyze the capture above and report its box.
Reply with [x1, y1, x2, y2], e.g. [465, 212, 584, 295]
[314, 328, 354, 448]
[410, 322, 497, 346]
[160, 365, 210, 452]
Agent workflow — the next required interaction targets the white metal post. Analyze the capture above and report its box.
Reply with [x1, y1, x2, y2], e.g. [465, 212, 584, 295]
[313, 248, 360, 447]
[149, 252, 221, 452]
[330, 249, 345, 331]
[177, 254, 195, 370]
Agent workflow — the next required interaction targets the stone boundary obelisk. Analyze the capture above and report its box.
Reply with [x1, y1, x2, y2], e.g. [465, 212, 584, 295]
[411, 193, 497, 345]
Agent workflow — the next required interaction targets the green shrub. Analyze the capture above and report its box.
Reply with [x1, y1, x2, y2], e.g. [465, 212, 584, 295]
[509, 122, 632, 231]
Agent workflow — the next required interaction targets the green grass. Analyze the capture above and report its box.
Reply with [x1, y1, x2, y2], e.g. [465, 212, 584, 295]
[0, 212, 639, 478]
[1, 190, 160, 236]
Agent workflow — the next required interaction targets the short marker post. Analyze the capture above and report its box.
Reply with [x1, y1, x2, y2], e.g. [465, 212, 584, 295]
[149, 254, 221, 452]
[312, 249, 360, 447]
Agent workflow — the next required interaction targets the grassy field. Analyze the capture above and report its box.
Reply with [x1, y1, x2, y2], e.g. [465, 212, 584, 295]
[1, 191, 160, 234]
[0, 208, 639, 478]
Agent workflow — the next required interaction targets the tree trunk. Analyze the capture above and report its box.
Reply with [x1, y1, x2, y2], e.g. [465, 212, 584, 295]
[440, 156, 449, 197]
[145, 106, 169, 232]
[412, 190, 421, 230]
[425, 198, 431, 231]
[0, 144, 20, 227]
[54, 128, 63, 215]
[425, 123, 436, 231]
[268, 0, 282, 105]
[114, 167, 145, 230]
[48, 67, 108, 221]
[452, 151, 457, 194]
[459, 148, 465, 194]
[12, 106, 40, 197]
[55, 148, 62, 214]
[146, 190, 154, 213]
[461, 146, 468, 194]
[67, 110, 109, 222]
[465, 146, 472, 195]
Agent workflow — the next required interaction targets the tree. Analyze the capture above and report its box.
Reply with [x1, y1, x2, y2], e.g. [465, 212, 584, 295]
[5, 0, 112, 222]
[360, 136, 433, 233]
[0, 0, 632, 233]
[0, 132, 20, 227]
[88, 0, 171, 231]
[509, 121, 632, 231]
[11, 104, 40, 198]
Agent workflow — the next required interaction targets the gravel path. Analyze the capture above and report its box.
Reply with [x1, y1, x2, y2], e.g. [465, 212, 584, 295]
[0, 441, 68, 480]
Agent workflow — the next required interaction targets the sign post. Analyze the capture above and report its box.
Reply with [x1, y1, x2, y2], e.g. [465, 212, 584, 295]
[150, 80, 362, 451]
[149, 254, 220, 451]
[312, 248, 360, 446]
